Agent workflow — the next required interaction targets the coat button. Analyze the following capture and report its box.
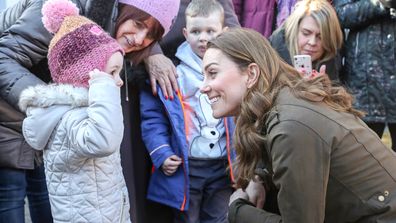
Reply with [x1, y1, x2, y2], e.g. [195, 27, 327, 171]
[378, 195, 385, 202]
[388, 34, 393, 39]
[384, 190, 390, 196]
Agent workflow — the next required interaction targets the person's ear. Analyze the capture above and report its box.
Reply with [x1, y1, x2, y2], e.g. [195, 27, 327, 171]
[183, 28, 188, 39]
[246, 63, 260, 89]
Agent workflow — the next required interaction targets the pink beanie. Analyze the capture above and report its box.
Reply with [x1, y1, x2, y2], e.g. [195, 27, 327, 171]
[42, 0, 124, 88]
[118, 0, 180, 36]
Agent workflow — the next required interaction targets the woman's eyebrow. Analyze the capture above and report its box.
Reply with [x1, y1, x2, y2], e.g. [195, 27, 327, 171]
[204, 62, 218, 71]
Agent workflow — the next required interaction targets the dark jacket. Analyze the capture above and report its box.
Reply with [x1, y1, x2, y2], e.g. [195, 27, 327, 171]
[0, 0, 51, 170]
[269, 27, 341, 81]
[334, 0, 396, 123]
[0, 97, 36, 169]
[228, 88, 396, 223]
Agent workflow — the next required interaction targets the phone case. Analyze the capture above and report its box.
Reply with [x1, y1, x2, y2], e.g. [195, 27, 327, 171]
[293, 55, 312, 77]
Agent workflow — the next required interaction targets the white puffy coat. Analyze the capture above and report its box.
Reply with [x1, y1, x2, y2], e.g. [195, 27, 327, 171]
[19, 76, 130, 223]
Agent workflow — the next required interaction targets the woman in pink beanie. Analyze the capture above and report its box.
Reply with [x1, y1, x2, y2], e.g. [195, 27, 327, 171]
[0, 0, 179, 223]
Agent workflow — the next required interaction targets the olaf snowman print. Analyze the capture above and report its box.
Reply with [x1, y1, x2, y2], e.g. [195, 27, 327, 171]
[190, 93, 225, 157]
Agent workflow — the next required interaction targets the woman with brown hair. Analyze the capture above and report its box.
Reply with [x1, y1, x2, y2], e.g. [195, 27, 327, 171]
[200, 28, 396, 223]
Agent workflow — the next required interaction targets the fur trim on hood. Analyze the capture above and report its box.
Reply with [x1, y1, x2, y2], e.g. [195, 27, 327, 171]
[19, 84, 88, 112]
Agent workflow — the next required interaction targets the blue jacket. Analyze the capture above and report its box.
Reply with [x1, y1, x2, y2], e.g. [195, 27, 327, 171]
[139, 84, 236, 211]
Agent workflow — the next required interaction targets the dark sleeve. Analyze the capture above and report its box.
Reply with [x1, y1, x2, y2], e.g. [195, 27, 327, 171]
[228, 199, 281, 223]
[269, 28, 283, 51]
[149, 42, 163, 56]
[321, 53, 342, 82]
[219, 0, 240, 28]
[0, 0, 52, 109]
[231, 0, 243, 23]
[269, 27, 293, 65]
[0, 0, 25, 32]
[267, 120, 331, 222]
[139, 84, 175, 168]
[333, 0, 389, 30]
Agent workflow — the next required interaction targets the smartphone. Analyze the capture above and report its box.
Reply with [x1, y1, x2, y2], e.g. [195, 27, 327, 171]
[293, 55, 312, 77]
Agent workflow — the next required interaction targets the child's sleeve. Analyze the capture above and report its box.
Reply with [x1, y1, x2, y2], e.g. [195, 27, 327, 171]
[139, 84, 176, 169]
[66, 74, 124, 158]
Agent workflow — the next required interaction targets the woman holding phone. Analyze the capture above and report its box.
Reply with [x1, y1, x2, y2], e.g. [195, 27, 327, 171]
[269, 0, 343, 80]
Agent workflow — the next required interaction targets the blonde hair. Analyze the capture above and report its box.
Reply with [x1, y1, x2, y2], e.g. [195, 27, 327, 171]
[284, 0, 342, 67]
[207, 28, 363, 188]
[185, 0, 224, 25]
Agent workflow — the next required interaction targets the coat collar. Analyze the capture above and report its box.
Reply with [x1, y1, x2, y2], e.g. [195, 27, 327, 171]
[19, 84, 88, 112]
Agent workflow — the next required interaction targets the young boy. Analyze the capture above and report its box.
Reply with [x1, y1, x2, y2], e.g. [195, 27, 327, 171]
[139, 0, 233, 222]
[18, 0, 130, 222]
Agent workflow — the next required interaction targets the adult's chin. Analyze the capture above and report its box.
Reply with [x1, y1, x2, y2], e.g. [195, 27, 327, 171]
[211, 106, 224, 119]
[211, 109, 222, 119]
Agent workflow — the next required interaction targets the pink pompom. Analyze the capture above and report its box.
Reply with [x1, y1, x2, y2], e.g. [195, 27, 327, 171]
[42, 0, 79, 33]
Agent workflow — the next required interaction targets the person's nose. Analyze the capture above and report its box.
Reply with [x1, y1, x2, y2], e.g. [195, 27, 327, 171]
[199, 32, 208, 42]
[308, 35, 317, 46]
[115, 75, 124, 87]
[200, 80, 210, 93]
[134, 30, 148, 46]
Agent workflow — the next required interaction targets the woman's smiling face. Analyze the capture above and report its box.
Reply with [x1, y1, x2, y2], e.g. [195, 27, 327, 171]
[200, 48, 249, 118]
[115, 17, 157, 53]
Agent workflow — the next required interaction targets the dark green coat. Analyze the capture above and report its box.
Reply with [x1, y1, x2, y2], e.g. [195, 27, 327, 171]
[334, 0, 396, 123]
[229, 88, 396, 223]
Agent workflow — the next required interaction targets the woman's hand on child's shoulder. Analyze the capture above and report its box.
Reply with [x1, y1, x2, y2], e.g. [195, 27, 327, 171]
[144, 54, 179, 98]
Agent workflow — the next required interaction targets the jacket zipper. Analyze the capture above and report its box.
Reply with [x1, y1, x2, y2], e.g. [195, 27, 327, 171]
[224, 118, 235, 183]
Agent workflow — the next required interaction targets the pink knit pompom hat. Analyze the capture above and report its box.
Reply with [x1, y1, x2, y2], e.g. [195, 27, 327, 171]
[42, 0, 124, 88]
[118, 0, 180, 36]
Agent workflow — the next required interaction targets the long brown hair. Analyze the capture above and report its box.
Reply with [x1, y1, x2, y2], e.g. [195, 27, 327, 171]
[207, 28, 363, 188]
[116, 3, 164, 65]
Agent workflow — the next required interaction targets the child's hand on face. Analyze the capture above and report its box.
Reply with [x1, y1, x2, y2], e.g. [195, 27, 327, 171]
[161, 155, 182, 176]
[89, 69, 113, 80]
[89, 69, 124, 87]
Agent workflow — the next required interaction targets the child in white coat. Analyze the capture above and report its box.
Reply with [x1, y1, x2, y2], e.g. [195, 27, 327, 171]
[18, 0, 129, 222]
